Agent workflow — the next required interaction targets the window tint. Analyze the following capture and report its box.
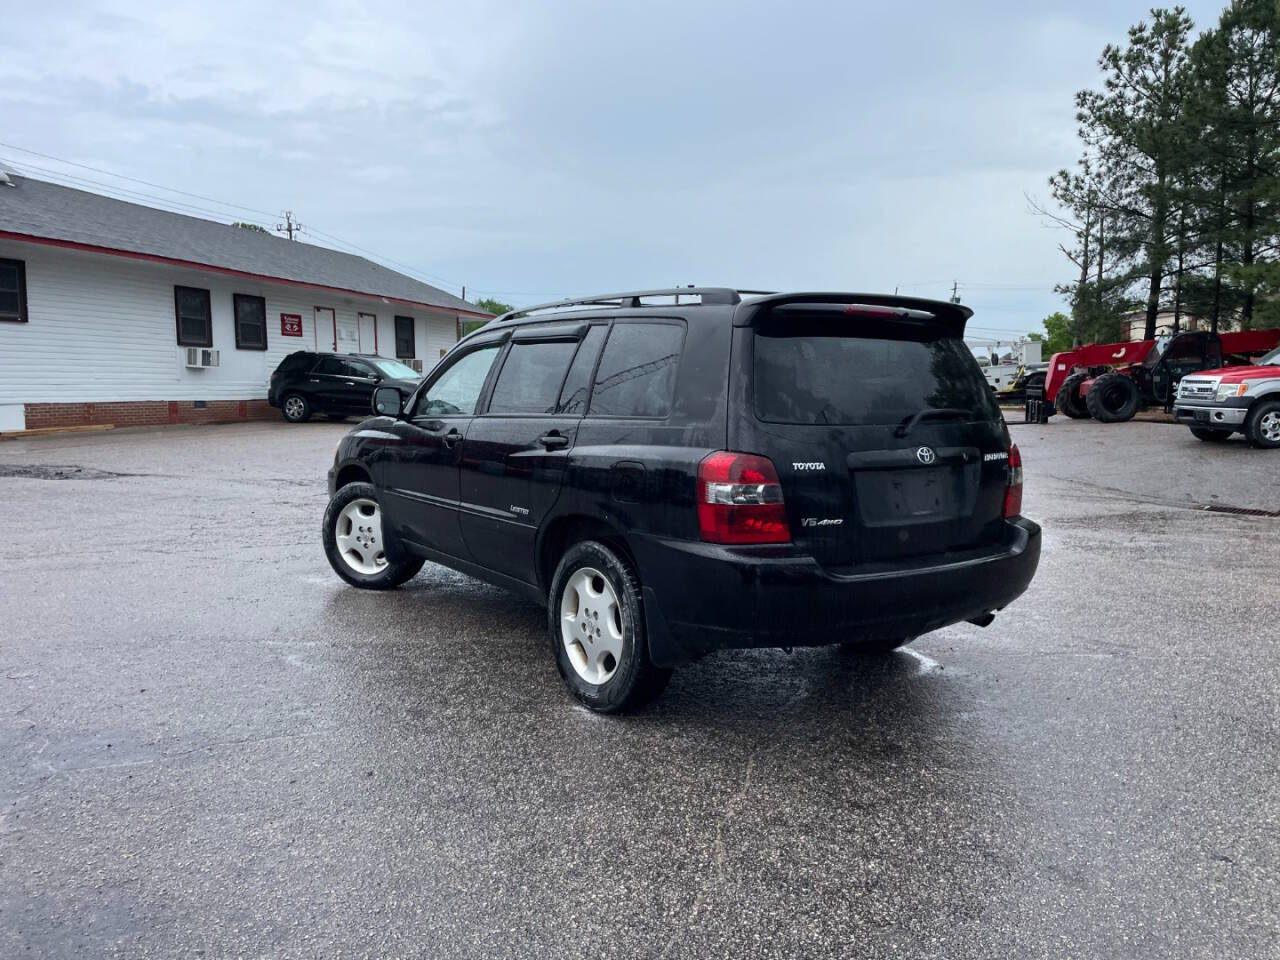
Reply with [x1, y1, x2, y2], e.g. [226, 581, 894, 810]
[233, 294, 267, 350]
[346, 360, 377, 378]
[589, 323, 684, 418]
[0, 258, 27, 323]
[174, 286, 212, 347]
[557, 325, 607, 414]
[488, 340, 578, 414]
[395, 316, 415, 358]
[753, 319, 998, 426]
[316, 356, 347, 375]
[275, 352, 315, 374]
[416, 345, 501, 417]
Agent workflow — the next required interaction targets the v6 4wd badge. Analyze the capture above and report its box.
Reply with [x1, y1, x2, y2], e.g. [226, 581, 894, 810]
[801, 517, 844, 527]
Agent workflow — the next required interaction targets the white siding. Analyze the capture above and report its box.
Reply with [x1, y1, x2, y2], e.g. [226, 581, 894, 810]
[0, 239, 459, 405]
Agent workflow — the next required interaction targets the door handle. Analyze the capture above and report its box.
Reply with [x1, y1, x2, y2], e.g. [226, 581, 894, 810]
[344, 381, 356, 386]
[442, 428, 463, 448]
[538, 431, 569, 450]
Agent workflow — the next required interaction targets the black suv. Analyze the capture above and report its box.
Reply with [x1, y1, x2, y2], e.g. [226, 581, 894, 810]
[268, 352, 422, 423]
[322, 289, 1041, 711]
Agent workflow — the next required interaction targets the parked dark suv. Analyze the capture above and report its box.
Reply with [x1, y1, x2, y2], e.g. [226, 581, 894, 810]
[322, 289, 1041, 711]
[268, 352, 422, 423]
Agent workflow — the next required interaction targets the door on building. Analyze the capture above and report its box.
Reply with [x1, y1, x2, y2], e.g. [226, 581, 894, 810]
[335, 314, 360, 353]
[358, 313, 377, 354]
[315, 307, 336, 351]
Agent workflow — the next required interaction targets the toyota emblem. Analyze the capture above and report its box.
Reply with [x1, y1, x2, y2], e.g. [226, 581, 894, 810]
[916, 446, 936, 465]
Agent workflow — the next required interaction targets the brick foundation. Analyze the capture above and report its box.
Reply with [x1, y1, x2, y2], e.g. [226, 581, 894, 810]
[22, 399, 276, 431]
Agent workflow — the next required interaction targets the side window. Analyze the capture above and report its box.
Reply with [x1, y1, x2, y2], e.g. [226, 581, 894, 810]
[415, 345, 501, 417]
[487, 340, 579, 414]
[174, 286, 212, 347]
[0, 258, 28, 323]
[588, 323, 684, 418]
[346, 360, 377, 379]
[233, 294, 268, 350]
[395, 316, 415, 358]
[316, 356, 345, 375]
[556, 325, 607, 414]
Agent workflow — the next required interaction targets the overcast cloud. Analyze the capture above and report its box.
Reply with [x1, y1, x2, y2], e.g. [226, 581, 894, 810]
[0, 0, 1228, 335]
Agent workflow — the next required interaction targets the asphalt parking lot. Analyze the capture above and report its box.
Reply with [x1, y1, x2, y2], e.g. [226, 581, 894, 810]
[2, 417, 1277, 959]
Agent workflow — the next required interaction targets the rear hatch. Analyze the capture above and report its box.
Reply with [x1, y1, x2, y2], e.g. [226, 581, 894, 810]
[735, 299, 1011, 568]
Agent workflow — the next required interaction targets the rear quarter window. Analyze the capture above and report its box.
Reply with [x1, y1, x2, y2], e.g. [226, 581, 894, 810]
[589, 322, 685, 419]
[753, 319, 998, 426]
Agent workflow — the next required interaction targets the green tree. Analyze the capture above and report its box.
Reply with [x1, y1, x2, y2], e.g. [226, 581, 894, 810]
[1065, 7, 1196, 340]
[473, 297, 514, 316]
[230, 221, 270, 233]
[1032, 312, 1074, 355]
[1187, 0, 1280, 330]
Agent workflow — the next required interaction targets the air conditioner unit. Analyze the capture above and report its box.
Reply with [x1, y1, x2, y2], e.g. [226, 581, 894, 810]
[184, 347, 220, 368]
[407, 358, 423, 373]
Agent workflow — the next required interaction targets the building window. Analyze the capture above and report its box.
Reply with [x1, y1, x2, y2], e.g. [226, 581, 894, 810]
[395, 315, 415, 358]
[233, 294, 268, 350]
[174, 286, 212, 347]
[0, 258, 27, 323]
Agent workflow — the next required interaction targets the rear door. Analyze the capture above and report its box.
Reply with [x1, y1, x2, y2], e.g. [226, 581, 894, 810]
[459, 322, 601, 584]
[737, 305, 1010, 567]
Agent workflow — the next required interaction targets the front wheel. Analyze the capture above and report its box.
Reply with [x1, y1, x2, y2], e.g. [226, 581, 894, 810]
[1190, 427, 1232, 443]
[548, 541, 672, 712]
[322, 482, 424, 589]
[1245, 399, 1280, 449]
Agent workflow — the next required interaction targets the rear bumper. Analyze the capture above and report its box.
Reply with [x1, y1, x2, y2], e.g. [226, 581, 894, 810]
[1173, 403, 1247, 427]
[632, 518, 1042, 666]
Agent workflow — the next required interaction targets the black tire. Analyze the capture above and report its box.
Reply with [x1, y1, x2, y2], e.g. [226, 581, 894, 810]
[326, 414, 348, 422]
[1245, 398, 1280, 449]
[1190, 427, 1232, 443]
[281, 393, 311, 423]
[322, 481, 424, 589]
[1085, 372, 1142, 423]
[547, 540, 672, 713]
[1055, 372, 1090, 419]
[841, 636, 914, 655]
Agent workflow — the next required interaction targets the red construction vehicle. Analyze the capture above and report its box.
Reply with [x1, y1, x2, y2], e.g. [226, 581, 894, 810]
[1036, 328, 1280, 423]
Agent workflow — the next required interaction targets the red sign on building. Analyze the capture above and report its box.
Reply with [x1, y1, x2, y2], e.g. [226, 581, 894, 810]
[280, 313, 303, 337]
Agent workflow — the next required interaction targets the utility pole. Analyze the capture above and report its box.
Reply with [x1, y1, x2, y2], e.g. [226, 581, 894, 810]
[949, 281, 961, 304]
[275, 210, 303, 241]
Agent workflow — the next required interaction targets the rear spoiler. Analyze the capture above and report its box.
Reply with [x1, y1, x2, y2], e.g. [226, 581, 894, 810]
[734, 292, 973, 335]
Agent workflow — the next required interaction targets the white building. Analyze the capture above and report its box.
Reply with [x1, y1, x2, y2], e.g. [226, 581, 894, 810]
[0, 175, 491, 432]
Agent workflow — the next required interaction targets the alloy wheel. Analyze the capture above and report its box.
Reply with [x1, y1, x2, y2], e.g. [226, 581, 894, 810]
[559, 567, 624, 685]
[1260, 411, 1280, 443]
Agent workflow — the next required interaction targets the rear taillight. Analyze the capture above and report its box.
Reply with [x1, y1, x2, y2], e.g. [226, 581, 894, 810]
[1003, 443, 1023, 518]
[697, 451, 791, 544]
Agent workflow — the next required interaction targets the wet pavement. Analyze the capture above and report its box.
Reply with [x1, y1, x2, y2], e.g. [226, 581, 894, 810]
[1, 418, 1277, 959]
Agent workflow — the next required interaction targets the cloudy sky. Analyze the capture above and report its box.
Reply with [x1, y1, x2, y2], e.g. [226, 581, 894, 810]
[1, 0, 1228, 337]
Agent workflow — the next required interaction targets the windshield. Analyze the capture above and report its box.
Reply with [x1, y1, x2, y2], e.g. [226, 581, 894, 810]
[369, 358, 421, 380]
[1259, 346, 1280, 366]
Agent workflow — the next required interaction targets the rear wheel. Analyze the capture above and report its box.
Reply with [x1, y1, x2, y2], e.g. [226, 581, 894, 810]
[282, 393, 311, 423]
[1055, 372, 1090, 419]
[322, 482, 424, 589]
[1085, 373, 1142, 423]
[1190, 427, 1232, 443]
[1245, 399, 1280, 449]
[548, 540, 672, 712]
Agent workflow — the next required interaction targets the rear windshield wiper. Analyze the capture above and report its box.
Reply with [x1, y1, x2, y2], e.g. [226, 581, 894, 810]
[894, 407, 969, 438]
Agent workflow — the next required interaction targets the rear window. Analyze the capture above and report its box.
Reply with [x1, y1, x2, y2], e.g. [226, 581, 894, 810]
[753, 319, 998, 426]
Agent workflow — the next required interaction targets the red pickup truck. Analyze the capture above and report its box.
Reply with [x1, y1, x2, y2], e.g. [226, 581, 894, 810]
[1172, 345, 1280, 447]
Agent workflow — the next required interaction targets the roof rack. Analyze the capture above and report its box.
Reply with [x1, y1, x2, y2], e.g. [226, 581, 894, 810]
[493, 287, 774, 323]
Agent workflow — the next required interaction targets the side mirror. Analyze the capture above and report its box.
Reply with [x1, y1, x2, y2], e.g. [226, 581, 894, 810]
[372, 386, 405, 418]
